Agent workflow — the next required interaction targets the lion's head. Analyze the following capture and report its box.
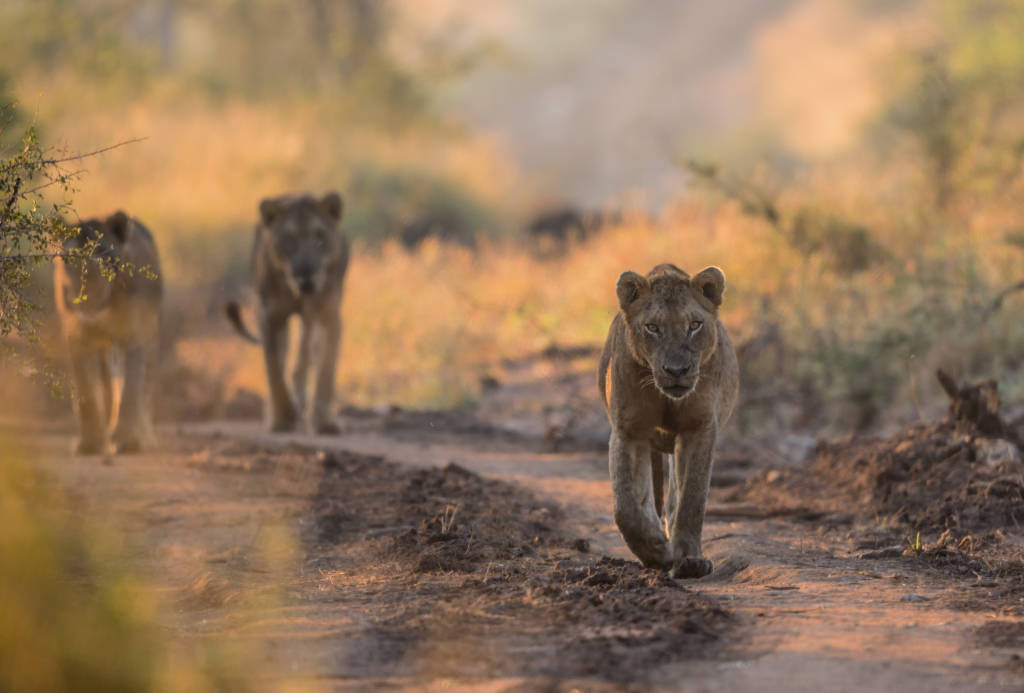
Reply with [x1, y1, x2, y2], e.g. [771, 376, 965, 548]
[616, 263, 725, 400]
[258, 192, 345, 297]
[60, 211, 135, 315]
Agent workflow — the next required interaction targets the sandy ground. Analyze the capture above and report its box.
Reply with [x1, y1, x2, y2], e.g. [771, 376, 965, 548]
[14, 396, 1024, 692]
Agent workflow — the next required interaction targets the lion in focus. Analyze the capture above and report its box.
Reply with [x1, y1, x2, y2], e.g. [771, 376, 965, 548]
[226, 192, 349, 434]
[598, 263, 739, 578]
[53, 211, 163, 455]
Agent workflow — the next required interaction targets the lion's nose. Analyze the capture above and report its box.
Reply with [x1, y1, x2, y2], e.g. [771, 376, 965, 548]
[663, 363, 691, 378]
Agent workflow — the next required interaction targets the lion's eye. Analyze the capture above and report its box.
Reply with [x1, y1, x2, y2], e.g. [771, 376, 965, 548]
[644, 323, 660, 336]
[689, 320, 703, 333]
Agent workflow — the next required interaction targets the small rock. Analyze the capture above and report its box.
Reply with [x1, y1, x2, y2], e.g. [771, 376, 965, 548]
[900, 593, 932, 602]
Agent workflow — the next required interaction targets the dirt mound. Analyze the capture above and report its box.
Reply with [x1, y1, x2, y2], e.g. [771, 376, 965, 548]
[301, 448, 736, 681]
[805, 420, 1021, 531]
[387, 462, 579, 572]
[734, 372, 1024, 536]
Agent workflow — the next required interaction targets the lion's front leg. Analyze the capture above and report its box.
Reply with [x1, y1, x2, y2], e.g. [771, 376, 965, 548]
[609, 430, 672, 569]
[669, 424, 717, 578]
[70, 344, 108, 455]
[311, 312, 342, 435]
[112, 344, 147, 453]
[260, 312, 298, 432]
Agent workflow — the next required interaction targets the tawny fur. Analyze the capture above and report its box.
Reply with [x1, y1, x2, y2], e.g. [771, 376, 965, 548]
[226, 192, 349, 435]
[598, 264, 739, 577]
[54, 211, 162, 455]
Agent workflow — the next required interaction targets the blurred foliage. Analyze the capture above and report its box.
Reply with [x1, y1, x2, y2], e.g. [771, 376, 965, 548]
[345, 163, 497, 245]
[0, 441, 253, 692]
[0, 122, 76, 340]
[0, 0, 431, 122]
[0, 0, 512, 284]
[0, 73, 28, 152]
[685, 159, 888, 278]
[874, 0, 1024, 214]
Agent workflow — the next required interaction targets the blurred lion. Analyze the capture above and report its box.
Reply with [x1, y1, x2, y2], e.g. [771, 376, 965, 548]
[226, 192, 349, 434]
[598, 263, 738, 578]
[53, 211, 163, 455]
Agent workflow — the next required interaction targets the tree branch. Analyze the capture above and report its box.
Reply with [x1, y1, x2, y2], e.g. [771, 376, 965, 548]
[0, 137, 147, 174]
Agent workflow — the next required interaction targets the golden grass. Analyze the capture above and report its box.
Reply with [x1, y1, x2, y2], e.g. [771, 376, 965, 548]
[161, 182, 1024, 417]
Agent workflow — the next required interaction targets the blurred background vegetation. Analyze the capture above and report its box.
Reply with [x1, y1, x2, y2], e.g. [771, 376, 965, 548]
[1, 0, 1023, 427]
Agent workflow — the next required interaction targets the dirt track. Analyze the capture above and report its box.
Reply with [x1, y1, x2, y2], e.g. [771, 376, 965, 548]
[15, 401, 1023, 693]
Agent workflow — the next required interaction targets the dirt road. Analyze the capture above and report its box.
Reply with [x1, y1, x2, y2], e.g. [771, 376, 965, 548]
[17, 408, 1024, 692]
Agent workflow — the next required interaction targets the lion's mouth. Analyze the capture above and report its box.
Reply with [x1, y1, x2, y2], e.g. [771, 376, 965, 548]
[656, 379, 697, 400]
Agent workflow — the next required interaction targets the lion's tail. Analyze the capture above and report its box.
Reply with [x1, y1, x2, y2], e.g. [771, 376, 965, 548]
[225, 301, 261, 344]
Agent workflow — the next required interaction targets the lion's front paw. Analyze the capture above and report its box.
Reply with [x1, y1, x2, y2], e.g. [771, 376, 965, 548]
[270, 418, 299, 433]
[314, 419, 341, 435]
[640, 554, 673, 571]
[74, 437, 107, 456]
[115, 437, 142, 454]
[112, 427, 143, 454]
[671, 557, 714, 579]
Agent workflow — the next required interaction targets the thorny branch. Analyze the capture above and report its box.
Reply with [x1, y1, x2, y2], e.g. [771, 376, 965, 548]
[0, 137, 146, 174]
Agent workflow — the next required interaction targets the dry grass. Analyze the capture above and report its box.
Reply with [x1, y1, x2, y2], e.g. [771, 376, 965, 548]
[170, 193, 1024, 422]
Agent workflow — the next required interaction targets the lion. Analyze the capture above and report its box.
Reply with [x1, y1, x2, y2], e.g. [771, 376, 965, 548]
[226, 192, 349, 434]
[598, 263, 739, 578]
[53, 211, 163, 455]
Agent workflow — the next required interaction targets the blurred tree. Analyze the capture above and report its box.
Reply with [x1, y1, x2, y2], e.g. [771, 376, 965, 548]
[0, 0, 430, 120]
[878, 0, 1024, 214]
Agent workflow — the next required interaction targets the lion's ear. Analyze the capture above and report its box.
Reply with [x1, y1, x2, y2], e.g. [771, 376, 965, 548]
[321, 192, 344, 223]
[693, 266, 725, 308]
[107, 211, 132, 244]
[259, 198, 283, 226]
[616, 271, 649, 311]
